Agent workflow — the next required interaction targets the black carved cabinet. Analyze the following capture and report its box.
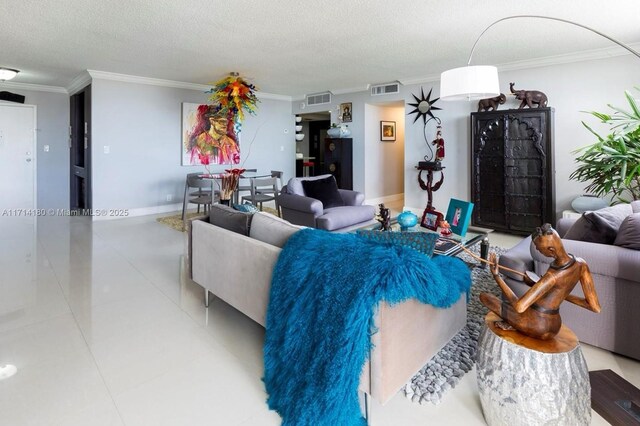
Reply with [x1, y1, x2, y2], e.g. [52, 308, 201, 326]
[322, 138, 353, 190]
[471, 108, 555, 235]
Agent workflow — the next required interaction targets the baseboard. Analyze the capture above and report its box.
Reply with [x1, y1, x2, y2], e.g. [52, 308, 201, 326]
[364, 193, 404, 206]
[91, 203, 183, 221]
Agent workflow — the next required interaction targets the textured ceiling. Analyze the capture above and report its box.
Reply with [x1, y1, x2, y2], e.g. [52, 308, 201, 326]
[1, 0, 639, 96]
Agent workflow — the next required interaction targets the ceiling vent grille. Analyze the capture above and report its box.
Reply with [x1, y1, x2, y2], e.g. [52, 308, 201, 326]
[371, 82, 400, 96]
[306, 92, 331, 106]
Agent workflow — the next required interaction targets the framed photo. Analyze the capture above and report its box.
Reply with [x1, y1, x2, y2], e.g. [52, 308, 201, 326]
[340, 102, 352, 123]
[380, 121, 396, 141]
[420, 207, 443, 231]
[445, 199, 474, 237]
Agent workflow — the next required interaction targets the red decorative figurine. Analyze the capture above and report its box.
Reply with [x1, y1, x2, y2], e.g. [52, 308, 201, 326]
[432, 125, 445, 161]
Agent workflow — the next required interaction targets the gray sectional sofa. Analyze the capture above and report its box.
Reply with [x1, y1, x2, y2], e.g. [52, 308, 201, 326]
[499, 202, 640, 360]
[188, 204, 467, 404]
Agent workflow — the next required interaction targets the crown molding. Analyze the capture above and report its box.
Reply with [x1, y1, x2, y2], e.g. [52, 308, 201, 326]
[86, 70, 290, 101]
[256, 92, 292, 101]
[67, 71, 92, 95]
[0, 81, 67, 94]
[397, 74, 441, 87]
[495, 42, 640, 73]
[87, 70, 211, 91]
[331, 84, 371, 95]
[333, 42, 640, 95]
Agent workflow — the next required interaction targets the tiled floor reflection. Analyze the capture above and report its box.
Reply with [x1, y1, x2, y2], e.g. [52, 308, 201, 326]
[0, 213, 636, 425]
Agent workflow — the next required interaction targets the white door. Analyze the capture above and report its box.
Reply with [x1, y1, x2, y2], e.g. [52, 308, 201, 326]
[0, 104, 36, 210]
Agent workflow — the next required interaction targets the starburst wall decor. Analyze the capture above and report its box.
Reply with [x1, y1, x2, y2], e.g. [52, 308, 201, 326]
[407, 87, 441, 124]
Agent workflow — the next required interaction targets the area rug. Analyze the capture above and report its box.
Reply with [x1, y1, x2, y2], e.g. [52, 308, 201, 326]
[157, 207, 279, 232]
[157, 212, 203, 232]
[403, 246, 505, 405]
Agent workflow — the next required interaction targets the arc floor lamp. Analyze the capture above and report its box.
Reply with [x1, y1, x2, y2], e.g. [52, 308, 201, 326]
[439, 15, 640, 101]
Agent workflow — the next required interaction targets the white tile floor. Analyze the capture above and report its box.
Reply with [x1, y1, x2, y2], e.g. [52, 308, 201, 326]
[0, 213, 637, 425]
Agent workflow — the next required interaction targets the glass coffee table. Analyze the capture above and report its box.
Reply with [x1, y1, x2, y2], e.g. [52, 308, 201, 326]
[356, 217, 491, 266]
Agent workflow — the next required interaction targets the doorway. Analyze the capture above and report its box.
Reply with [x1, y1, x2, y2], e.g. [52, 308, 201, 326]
[0, 104, 36, 210]
[296, 112, 330, 177]
[364, 101, 405, 209]
[70, 85, 92, 213]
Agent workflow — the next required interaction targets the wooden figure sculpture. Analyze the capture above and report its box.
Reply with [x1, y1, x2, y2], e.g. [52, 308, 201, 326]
[477, 94, 506, 112]
[479, 223, 600, 340]
[509, 82, 548, 109]
[377, 203, 391, 231]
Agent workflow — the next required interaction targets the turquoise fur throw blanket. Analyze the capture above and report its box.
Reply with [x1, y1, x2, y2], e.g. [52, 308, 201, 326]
[263, 228, 471, 425]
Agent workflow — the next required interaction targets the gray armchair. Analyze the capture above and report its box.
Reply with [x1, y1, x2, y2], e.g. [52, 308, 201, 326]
[277, 175, 376, 232]
[499, 216, 640, 360]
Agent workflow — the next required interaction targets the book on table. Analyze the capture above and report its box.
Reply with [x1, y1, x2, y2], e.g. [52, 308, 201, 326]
[433, 237, 459, 256]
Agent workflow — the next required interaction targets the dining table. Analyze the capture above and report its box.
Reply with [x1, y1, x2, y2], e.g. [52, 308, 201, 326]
[198, 170, 272, 205]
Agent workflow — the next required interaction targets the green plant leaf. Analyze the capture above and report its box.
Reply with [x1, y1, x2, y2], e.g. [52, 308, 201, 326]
[580, 122, 604, 142]
[624, 91, 640, 118]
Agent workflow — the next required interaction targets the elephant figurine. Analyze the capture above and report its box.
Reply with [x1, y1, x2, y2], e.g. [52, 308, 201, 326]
[510, 82, 548, 109]
[477, 94, 506, 112]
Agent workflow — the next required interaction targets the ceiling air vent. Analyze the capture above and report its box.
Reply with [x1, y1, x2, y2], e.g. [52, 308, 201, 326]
[306, 92, 332, 106]
[371, 82, 400, 96]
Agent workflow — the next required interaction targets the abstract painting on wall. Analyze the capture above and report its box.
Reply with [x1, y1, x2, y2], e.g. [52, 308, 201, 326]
[181, 102, 240, 166]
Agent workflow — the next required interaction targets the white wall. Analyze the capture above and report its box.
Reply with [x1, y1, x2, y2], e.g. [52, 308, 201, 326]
[0, 89, 70, 209]
[91, 78, 295, 213]
[364, 103, 405, 201]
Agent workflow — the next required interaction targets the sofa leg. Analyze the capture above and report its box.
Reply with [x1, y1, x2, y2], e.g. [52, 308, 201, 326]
[204, 290, 211, 307]
[364, 392, 371, 424]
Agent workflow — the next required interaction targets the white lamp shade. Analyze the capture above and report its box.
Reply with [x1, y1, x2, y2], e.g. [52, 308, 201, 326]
[0, 68, 19, 81]
[439, 65, 500, 101]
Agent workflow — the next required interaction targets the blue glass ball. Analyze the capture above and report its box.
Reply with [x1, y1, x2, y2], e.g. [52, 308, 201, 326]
[397, 211, 418, 231]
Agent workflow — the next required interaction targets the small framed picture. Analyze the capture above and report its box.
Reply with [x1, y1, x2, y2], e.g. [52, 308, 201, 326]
[380, 121, 396, 141]
[420, 207, 443, 231]
[340, 102, 352, 123]
[445, 199, 474, 237]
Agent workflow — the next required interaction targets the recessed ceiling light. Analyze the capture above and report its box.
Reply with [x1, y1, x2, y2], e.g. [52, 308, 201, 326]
[0, 68, 20, 81]
[0, 364, 17, 380]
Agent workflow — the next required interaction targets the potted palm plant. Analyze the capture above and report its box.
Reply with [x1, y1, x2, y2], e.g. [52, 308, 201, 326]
[570, 88, 640, 203]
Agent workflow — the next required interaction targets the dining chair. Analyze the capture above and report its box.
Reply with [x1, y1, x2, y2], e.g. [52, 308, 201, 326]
[270, 170, 284, 188]
[234, 168, 258, 204]
[241, 177, 280, 215]
[182, 174, 218, 228]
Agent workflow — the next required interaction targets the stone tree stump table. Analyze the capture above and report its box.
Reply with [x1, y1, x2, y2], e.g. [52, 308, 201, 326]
[476, 312, 591, 426]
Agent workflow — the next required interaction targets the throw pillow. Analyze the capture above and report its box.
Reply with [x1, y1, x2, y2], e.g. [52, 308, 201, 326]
[564, 203, 632, 245]
[208, 203, 252, 236]
[301, 175, 345, 209]
[233, 202, 259, 214]
[563, 214, 613, 244]
[614, 213, 640, 250]
[249, 212, 302, 248]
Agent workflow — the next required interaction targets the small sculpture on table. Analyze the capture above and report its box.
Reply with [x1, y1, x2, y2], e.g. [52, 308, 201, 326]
[439, 220, 452, 236]
[377, 203, 391, 231]
[477, 94, 506, 112]
[509, 82, 548, 109]
[480, 223, 601, 340]
[431, 125, 445, 162]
